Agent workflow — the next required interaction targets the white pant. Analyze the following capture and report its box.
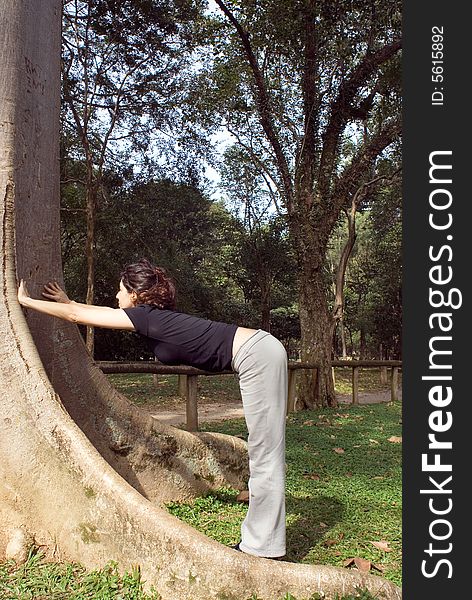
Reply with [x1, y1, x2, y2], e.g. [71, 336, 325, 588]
[232, 330, 288, 558]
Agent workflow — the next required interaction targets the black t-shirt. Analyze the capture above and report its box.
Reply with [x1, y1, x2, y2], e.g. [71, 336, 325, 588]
[123, 304, 238, 372]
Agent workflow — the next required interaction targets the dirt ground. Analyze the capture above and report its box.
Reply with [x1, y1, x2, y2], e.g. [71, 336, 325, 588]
[145, 388, 402, 427]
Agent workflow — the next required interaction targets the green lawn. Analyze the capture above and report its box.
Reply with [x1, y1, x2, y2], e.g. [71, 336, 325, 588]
[332, 367, 400, 396]
[107, 372, 242, 406]
[0, 553, 160, 599]
[107, 367, 401, 407]
[167, 402, 402, 586]
[1, 373, 401, 599]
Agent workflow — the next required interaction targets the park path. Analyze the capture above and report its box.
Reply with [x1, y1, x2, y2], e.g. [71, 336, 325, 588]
[147, 388, 402, 427]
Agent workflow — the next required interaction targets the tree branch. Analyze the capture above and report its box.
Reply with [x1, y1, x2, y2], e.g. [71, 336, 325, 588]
[214, 0, 293, 210]
[328, 119, 401, 229]
[97, 53, 153, 172]
[298, 0, 318, 181]
[331, 166, 401, 327]
[318, 38, 401, 197]
[225, 125, 284, 201]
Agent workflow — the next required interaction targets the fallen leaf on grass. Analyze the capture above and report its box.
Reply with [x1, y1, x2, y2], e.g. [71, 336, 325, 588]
[324, 533, 344, 547]
[344, 557, 384, 573]
[369, 439, 380, 444]
[344, 557, 370, 572]
[370, 540, 392, 552]
[303, 472, 322, 480]
[333, 447, 345, 454]
[236, 490, 249, 503]
[319, 522, 328, 528]
[303, 420, 315, 426]
[388, 436, 402, 443]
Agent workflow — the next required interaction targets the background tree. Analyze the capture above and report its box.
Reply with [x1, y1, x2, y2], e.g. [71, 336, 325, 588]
[220, 146, 298, 332]
[61, 0, 203, 354]
[329, 165, 401, 358]
[186, 0, 401, 407]
[61, 148, 302, 360]
[363, 165, 402, 358]
[328, 159, 402, 359]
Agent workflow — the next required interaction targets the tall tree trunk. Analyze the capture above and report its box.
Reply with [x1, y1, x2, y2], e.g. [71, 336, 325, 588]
[260, 286, 271, 332]
[292, 211, 336, 408]
[0, 0, 248, 503]
[0, 5, 402, 598]
[298, 265, 337, 408]
[290, 209, 337, 409]
[331, 203, 357, 355]
[340, 318, 348, 359]
[360, 326, 367, 359]
[85, 175, 96, 356]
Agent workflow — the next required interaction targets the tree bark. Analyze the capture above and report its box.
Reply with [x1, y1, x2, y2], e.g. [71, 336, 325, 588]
[293, 213, 337, 408]
[340, 318, 348, 359]
[360, 326, 367, 360]
[298, 267, 337, 408]
[85, 172, 96, 356]
[331, 206, 357, 351]
[260, 286, 271, 332]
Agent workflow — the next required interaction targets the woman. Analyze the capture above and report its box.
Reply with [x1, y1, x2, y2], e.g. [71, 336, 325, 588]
[17, 258, 288, 560]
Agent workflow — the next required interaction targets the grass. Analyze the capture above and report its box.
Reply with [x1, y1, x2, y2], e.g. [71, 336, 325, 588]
[107, 367, 401, 408]
[0, 549, 160, 599]
[1, 372, 401, 599]
[0, 550, 381, 600]
[107, 372, 241, 406]
[167, 402, 402, 587]
[333, 368, 400, 396]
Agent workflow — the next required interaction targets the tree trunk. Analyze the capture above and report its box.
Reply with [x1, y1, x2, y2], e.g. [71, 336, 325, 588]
[260, 289, 271, 332]
[360, 325, 367, 360]
[340, 318, 348, 359]
[0, 3, 401, 598]
[0, 4, 249, 504]
[291, 211, 337, 409]
[298, 262, 337, 408]
[85, 175, 96, 356]
[331, 204, 357, 363]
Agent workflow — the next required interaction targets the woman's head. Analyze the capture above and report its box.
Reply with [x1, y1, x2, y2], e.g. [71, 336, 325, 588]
[117, 258, 176, 310]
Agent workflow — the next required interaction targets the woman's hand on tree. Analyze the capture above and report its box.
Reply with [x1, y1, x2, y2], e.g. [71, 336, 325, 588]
[17, 280, 31, 306]
[42, 281, 71, 304]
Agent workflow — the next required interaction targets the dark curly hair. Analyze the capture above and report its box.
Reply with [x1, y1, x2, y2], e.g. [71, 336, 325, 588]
[120, 258, 176, 310]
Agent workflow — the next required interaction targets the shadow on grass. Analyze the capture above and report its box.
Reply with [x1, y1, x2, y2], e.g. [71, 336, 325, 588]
[202, 489, 345, 564]
[285, 493, 345, 562]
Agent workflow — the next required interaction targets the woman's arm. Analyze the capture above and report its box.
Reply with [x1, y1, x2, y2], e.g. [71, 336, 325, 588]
[18, 280, 135, 331]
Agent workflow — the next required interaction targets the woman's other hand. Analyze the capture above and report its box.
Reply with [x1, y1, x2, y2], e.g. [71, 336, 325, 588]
[42, 281, 71, 304]
[17, 279, 31, 306]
